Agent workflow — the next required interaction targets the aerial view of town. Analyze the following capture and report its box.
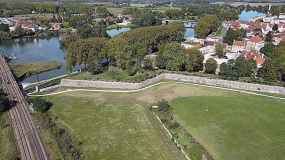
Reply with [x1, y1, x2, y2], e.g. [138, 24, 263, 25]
[1, 0, 285, 159]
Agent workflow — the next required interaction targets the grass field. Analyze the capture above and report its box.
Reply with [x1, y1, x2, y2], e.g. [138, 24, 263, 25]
[12, 13, 54, 20]
[42, 81, 285, 159]
[10, 61, 62, 77]
[106, 7, 124, 14]
[45, 85, 185, 159]
[213, 2, 285, 7]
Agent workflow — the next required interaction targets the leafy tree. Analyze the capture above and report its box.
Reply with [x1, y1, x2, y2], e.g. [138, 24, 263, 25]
[156, 45, 167, 69]
[27, 97, 51, 113]
[87, 59, 103, 75]
[272, 24, 279, 33]
[265, 31, 272, 42]
[271, 8, 281, 17]
[95, 7, 110, 17]
[215, 44, 224, 58]
[160, 42, 186, 71]
[194, 15, 220, 39]
[258, 60, 277, 80]
[132, 42, 147, 66]
[234, 56, 247, 77]
[219, 62, 227, 75]
[260, 43, 274, 56]
[157, 99, 170, 112]
[247, 58, 257, 77]
[14, 24, 24, 36]
[0, 89, 9, 112]
[205, 58, 217, 74]
[223, 28, 242, 45]
[107, 38, 131, 70]
[68, 15, 86, 28]
[185, 48, 204, 72]
[0, 24, 9, 32]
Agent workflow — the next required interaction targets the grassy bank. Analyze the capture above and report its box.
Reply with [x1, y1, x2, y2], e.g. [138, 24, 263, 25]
[10, 61, 62, 77]
[0, 112, 20, 159]
[43, 81, 285, 159]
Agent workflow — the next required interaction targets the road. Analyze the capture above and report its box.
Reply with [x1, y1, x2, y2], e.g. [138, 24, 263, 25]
[0, 54, 49, 160]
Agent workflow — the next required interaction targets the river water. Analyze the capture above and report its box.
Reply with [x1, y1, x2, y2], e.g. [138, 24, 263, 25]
[0, 10, 263, 83]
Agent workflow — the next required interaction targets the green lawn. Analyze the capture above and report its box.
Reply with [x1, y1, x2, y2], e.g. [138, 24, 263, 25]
[42, 82, 285, 159]
[106, 7, 124, 14]
[10, 61, 62, 77]
[182, 41, 200, 45]
[170, 92, 285, 159]
[45, 87, 185, 159]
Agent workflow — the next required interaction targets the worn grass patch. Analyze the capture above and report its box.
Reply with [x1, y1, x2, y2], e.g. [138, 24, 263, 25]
[12, 13, 54, 20]
[10, 61, 62, 77]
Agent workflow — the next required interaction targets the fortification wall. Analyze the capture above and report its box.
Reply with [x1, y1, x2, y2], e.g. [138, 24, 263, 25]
[60, 73, 285, 95]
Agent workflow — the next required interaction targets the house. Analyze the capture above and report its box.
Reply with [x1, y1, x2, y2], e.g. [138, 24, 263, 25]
[206, 36, 220, 42]
[232, 40, 245, 53]
[204, 41, 228, 54]
[8, 25, 15, 31]
[243, 50, 265, 68]
[92, 18, 107, 23]
[51, 23, 62, 30]
[38, 25, 48, 30]
[246, 35, 265, 51]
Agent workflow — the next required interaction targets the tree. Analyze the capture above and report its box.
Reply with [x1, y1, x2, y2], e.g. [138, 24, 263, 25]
[14, 24, 24, 36]
[107, 38, 131, 70]
[132, 42, 147, 66]
[265, 31, 272, 42]
[219, 62, 227, 75]
[157, 99, 170, 112]
[223, 28, 242, 45]
[215, 44, 224, 58]
[234, 56, 247, 77]
[160, 42, 186, 71]
[0, 24, 9, 32]
[0, 89, 8, 112]
[194, 15, 220, 39]
[87, 59, 103, 75]
[185, 48, 204, 72]
[258, 60, 277, 80]
[246, 58, 257, 77]
[260, 43, 274, 56]
[272, 24, 279, 33]
[271, 8, 281, 17]
[205, 58, 217, 74]
[95, 6, 110, 17]
[27, 97, 51, 113]
[68, 15, 85, 28]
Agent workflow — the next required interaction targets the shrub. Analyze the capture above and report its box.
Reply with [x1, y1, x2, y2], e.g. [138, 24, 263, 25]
[27, 97, 52, 113]
[169, 122, 180, 130]
[188, 143, 204, 160]
[0, 89, 9, 112]
[157, 99, 170, 112]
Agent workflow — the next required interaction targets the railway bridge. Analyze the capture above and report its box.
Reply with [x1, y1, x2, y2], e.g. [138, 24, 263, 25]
[0, 54, 49, 160]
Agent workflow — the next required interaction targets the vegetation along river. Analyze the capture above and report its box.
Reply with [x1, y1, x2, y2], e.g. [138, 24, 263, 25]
[0, 10, 262, 83]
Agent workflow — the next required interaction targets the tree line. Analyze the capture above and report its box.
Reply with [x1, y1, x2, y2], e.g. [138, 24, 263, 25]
[64, 22, 186, 73]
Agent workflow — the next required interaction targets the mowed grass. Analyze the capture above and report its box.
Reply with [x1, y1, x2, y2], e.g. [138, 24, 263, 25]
[44, 82, 285, 159]
[105, 7, 124, 14]
[46, 88, 185, 159]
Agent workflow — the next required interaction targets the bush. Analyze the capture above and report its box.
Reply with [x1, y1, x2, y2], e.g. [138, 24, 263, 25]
[0, 89, 9, 112]
[188, 143, 204, 160]
[27, 97, 52, 113]
[157, 99, 170, 112]
[169, 122, 180, 130]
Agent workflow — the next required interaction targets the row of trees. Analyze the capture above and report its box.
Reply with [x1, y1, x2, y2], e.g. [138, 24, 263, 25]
[64, 22, 186, 73]
[114, 21, 186, 52]
[0, 3, 94, 16]
[194, 15, 220, 39]
[0, 89, 9, 113]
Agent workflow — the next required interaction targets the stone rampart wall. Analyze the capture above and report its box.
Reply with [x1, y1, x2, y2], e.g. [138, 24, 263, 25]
[60, 73, 285, 95]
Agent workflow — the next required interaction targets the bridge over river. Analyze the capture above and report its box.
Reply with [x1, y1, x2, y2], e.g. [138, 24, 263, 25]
[162, 20, 198, 28]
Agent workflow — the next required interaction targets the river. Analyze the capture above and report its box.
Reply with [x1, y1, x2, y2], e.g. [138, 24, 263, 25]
[0, 10, 263, 83]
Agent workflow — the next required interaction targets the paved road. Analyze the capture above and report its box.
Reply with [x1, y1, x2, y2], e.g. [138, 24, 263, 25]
[0, 55, 49, 160]
[221, 26, 228, 39]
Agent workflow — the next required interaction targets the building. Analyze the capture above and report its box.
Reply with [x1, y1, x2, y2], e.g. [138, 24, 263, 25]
[51, 23, 62, 30]
[246, 35, 264, 51]
[232, 40, 245, 53]
[243, 50, 265, 68]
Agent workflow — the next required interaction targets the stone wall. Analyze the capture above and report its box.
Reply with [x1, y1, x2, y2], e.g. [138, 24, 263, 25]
[25, 80, 51, 93]
[39, 85, 60, 93]
[60, 73, 285, 95]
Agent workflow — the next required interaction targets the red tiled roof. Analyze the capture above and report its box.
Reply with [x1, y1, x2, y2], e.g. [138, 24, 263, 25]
[188, 44, 204, 50]
[233, 40, 244, 46]
[243, 51, 265, 64]
[249, 35, 263, 43]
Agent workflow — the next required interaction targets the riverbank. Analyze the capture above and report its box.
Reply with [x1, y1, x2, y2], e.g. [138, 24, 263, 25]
[9, 61, 62, 78]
